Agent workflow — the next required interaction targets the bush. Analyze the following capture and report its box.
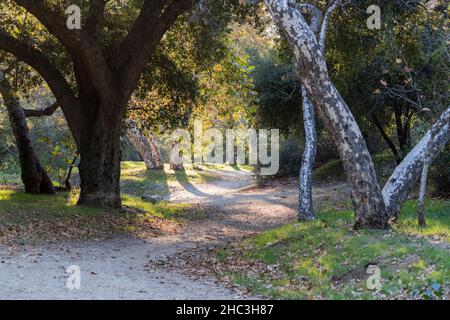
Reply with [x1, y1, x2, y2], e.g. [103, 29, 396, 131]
[275, 139, 303, 178]
[430, 144, 450, 197]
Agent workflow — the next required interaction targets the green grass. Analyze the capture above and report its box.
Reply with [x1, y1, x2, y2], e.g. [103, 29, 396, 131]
[0, 188, 200, 245]
[214, 199, 450, 300]
[120, 161, 248, 197]
[1, 161, 252, 195]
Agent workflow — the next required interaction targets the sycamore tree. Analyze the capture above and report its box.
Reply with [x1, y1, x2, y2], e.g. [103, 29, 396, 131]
[0, 0, 255, 207]
[263, 0, 450, 228]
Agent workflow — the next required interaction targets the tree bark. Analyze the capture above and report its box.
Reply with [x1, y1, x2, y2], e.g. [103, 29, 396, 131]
[417, 153, 429, 227]
[295, 3, 323, 222]
[382, 107, 450, 219]
[77, 107, 122, 208]
[127, 123, 163, 170]
[169, 140, 184, 171]
[265, 0, 388, 229]
[298, 87, 317, 220]
[0, 71, 55, 194]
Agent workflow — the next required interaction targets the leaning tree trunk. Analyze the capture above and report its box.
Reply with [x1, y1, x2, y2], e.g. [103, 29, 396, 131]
[417, 146, 431, 227]
[298, 87, 317, 220]
[265, 0, 388, 229]
[0, 72, 55, 194]
[77, 107, 122, 208]
[147, 132, 164, 169]
[127, 123, 163, 170]
[382, 107, 450, 219]
[169, 139, 184, 171]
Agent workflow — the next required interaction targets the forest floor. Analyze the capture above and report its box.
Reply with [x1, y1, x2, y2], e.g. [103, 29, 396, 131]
[0, 162, 448, 299]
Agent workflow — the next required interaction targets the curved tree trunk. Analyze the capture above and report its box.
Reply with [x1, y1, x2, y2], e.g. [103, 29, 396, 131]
[382, 107, 450, 218]
[265, 0, 388, 229]
[0, 71, 55, 194]
[127, 123, 163, 170]
[147, 132, 164, 169]
[371, 114, 401, 165]
[298, 87, 317, 220]
[169, 139, 184, 171]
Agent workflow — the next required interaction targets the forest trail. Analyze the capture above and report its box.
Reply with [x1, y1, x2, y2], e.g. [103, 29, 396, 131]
[0, 169, 349, 299]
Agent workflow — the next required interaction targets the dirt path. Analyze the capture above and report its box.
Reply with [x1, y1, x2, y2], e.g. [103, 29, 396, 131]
[0, 170, 349, 299]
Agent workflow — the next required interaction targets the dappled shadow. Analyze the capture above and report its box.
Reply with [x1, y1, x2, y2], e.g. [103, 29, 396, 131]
[0, 189, 183, 245]
[173, 169, 210, 198]
[121, 165, 170, 197]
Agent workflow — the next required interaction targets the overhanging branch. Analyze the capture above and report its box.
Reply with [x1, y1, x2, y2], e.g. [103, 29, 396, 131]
[13, 0, 115, 101]
[319, 0, 342, 49]
[23, 101, 59, 118]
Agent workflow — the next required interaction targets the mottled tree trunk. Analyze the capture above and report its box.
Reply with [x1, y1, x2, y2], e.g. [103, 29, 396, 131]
[298, 87, 317, 220]
[383, 107, 450, 219]
[296, 3, 322, 222]
[0, 72, 55, 194]
[417, 155, 429, 228]
[265, 0, 388, 229]
[127, 123, 163, 170]
[169, 140, 184, 171]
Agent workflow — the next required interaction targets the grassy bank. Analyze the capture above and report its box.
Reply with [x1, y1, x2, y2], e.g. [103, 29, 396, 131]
[0, 189, 206, 245]
[211, 199, 450, 299]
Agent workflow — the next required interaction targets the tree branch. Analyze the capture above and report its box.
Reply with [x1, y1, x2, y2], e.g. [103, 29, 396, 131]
[371, 113, 400, 163]
[0, 31, 77, 112]
[114, 0, 167, 69]
[293, 2, 322, 35]
[114, 0, 192, 104]
[13, 0, 115, 101]
[319, 0, 342, 49]
[85, 0, 109, 39]
[23, 101, 59, 118]
[0, 30, 82, 143]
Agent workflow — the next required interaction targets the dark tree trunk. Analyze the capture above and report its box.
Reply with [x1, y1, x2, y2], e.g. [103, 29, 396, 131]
[0, 0, 193, 208]
[77, 107, 122, 208]
[371, 114, 401, 164]
[0, 72, 55, 194]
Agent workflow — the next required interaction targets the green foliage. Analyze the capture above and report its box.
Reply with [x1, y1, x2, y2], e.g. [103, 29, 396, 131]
[430, 145, 450, 197]
[0, 109, 16, 175]
[328, 0, 449, 160]
[32, 114, 78, 187]
[275, 138, 303, 178]
[250, 49, 302, 135]
[313, 152, 396, 183]
[126, 1, 264, 134]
